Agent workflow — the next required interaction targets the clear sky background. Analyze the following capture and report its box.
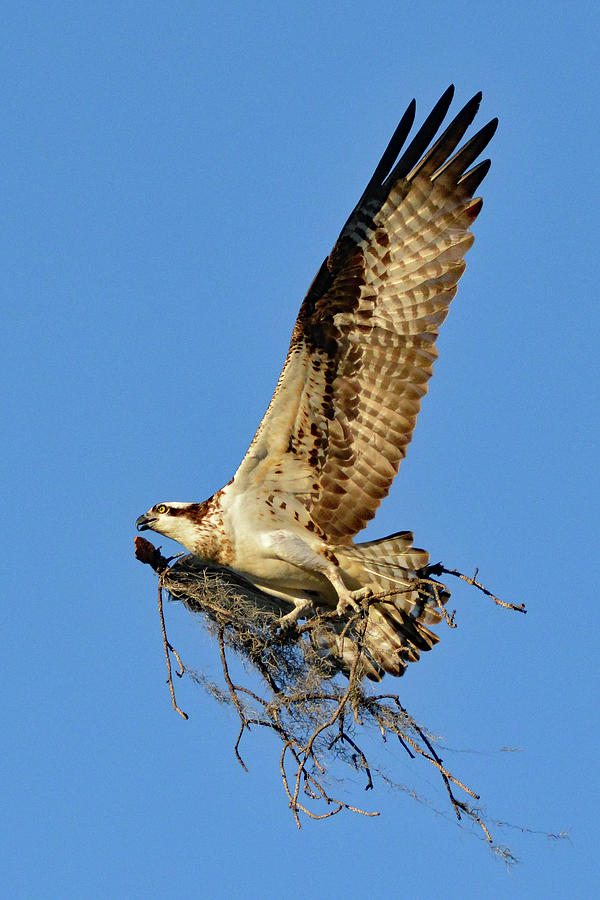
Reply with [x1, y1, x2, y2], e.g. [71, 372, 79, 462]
[3, 2, 598, 897]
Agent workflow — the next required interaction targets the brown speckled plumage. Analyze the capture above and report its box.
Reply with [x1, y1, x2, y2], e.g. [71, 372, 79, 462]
[175, 493, 234, 566]
[238, 88, 495, 546]
[139, 88, 496, 679]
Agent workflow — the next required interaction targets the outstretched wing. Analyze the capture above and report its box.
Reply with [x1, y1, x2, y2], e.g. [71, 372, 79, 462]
[234, 87, 497, 543]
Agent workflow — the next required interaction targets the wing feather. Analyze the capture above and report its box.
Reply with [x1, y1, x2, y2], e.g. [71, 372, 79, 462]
[234, 90, 497, 541]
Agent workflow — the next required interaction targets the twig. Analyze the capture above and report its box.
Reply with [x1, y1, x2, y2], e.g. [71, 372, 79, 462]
[428, 563, 526, 614]
[134, 540, 541, 859]
[168, 642, 185, 677]
[329, 724, 374, 791]
[157, 577, 188, 721]
[217, 627, 250, 771]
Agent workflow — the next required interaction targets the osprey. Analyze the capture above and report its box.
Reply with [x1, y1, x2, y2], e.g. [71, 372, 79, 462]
[137, 86, 497, 679]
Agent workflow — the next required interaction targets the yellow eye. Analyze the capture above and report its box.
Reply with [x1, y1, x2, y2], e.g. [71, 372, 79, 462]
[155, 504, 167, 514]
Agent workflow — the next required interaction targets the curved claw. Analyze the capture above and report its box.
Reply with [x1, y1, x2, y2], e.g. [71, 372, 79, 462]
[271, 598, 314, 635]
[336, 597, 358, 617]
[270, 615, 299, 637]
[336, 587, 373, 617]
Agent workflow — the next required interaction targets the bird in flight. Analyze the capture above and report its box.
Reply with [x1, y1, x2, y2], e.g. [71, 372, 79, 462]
[137, 86, 497, 679]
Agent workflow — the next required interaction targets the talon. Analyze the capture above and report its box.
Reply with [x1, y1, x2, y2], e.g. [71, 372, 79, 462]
[270, 616, 297, 636]
[336, 597, 356, 617]
[272, 601, 311, 636]
[351, 587, 373, 604]
[336, 587, 373, 617]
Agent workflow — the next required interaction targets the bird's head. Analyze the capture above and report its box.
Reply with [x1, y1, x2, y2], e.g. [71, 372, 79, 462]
[136, 501, 202, 552]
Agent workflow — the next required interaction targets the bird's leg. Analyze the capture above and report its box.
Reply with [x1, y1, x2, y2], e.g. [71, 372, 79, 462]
[261, 529, 373, 621]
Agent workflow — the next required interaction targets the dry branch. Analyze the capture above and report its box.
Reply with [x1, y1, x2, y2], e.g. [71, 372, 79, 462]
[135, 536, 530, 862]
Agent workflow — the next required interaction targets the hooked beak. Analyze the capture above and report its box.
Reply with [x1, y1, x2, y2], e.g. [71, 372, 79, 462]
[136, 513, 156, 532]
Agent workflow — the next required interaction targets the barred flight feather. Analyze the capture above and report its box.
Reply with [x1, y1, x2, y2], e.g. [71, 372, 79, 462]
[237, 90, 496, 547]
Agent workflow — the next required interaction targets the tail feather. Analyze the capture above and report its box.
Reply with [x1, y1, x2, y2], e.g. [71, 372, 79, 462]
[333, 531, 450, 678]
[354, 530, 430, 570]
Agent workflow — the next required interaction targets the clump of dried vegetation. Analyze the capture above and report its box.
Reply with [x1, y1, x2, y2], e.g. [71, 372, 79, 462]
[134, 536, 564, 864]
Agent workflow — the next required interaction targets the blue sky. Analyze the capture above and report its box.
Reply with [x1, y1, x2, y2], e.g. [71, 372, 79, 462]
[3, 1, 598, 897]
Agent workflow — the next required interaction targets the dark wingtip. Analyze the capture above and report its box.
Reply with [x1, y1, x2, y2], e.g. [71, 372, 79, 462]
[458, 158, 492, 195]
